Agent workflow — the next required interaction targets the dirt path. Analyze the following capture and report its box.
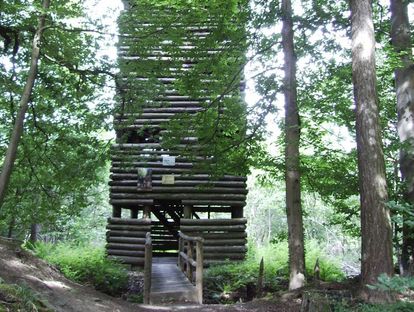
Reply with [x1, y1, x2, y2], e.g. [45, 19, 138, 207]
[0, 238, 300, 312]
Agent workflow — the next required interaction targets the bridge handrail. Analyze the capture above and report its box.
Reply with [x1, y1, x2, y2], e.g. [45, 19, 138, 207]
[143, 232, 152, 304]
[178, 231, 204, 304]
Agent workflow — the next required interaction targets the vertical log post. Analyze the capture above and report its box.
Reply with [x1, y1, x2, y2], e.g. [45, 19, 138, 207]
[143, 205, 151, 219]
[144, 232, 152, 304]
[178, 235, 183, 270]
[183, 204, 192, 219]
[130, 208, 138, 219]
[195, 239, 204, 304]
[187, 240, 194, 282]
[113, 206, 121, 218]
[231, 207, 243, 219]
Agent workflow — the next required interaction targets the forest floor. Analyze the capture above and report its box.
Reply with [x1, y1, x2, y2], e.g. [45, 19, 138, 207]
[0, 237, 301, 312]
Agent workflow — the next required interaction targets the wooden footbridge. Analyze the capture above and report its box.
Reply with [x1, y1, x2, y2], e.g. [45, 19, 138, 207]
[105, 0, 248, 305]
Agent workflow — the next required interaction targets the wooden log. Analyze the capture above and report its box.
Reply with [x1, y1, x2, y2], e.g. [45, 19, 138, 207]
[203, 246, 246, 253]
[192, 207, 233, 213]
[204, 253, 245, 260]
[110, 193, 246, 200]
[107, 237, 146, 244]
[107, 230, 148, 237]
[110, 167, 193, 174]
[110, 199, 154, 206]
[178, 236, 184, 271]
[106, 243, 145, 250]
[187, 240, 194, 282]
[180, 218, 247, 225]
[109, 180, 246, 188]
[195, 240, 203, 304]
[106, 224, 152, 231]
[110, 186, 247, 194]
[111, 161, 194, 168]
[110, 173, 246, 182]
[107, 249, 145, 257]
[144, 232, 152, 304]
[203, 259, 243, 266]
[108, 255, 145, 265]
[108, 218, 151, 225]
[182, 232, 247, 239]
[203, 239, 246, 246]
[179, 225, 246, 232]
[179, 251, 197, 267]
[182, 200, 246, 206]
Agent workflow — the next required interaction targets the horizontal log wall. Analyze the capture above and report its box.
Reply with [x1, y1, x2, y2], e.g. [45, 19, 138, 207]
[180, 218, 247, 264]
[106, 217, 151, 265]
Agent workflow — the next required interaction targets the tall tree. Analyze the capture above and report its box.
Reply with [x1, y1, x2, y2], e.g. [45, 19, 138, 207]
[390, 0, 414, 275]
[0, 0, 50, 209]
[281, 0, 306, 290]
[350, 0, 394, 301]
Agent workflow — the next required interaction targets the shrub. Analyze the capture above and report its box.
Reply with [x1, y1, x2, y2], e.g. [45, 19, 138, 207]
[31, 242, 128, 296]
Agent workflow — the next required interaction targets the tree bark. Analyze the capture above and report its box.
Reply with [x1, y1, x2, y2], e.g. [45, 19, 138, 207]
[0, 0, 51, 209]
[350, 0, 394, 302]
[281, 0, 306, 290]
[390, 0, 414, 276]
[29, 223, 41, 243]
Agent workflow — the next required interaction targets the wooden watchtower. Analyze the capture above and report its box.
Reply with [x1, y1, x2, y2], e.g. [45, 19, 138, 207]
[106, 0, 248, 266]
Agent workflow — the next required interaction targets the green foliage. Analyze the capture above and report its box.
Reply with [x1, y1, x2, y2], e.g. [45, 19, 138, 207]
[336, 301, 414, 312]
[0, 0, 114, 238]
[31, 242, 128, 296]
[205, 241, 345, 302]
[0, 279, 51, 312]
[369, 274, 414, 295]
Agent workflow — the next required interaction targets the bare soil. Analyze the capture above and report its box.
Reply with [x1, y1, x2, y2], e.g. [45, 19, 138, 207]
[0, 237, 301, 312]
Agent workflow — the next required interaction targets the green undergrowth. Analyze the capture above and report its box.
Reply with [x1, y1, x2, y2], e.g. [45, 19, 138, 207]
[204, 240, 345, 303]
[337, 302, 414, 312]
[0, 278, 52, 312]
[27, 242, 128, 297]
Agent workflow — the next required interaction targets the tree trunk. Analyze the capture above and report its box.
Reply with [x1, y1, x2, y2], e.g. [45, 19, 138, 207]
[29, 223, 41, 243]
[350, 0, 394, 302]
[390, 0, 414, 276]
[0, 0, 50, 210]
[281, 0, 306, 290]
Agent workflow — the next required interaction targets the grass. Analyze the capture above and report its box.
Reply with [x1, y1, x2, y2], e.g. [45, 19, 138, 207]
[28, 242, 129, 297]
[0, 278, 52, 312]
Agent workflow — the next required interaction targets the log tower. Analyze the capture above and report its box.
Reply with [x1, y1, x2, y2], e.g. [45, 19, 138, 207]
[106, 0, 248, 266]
